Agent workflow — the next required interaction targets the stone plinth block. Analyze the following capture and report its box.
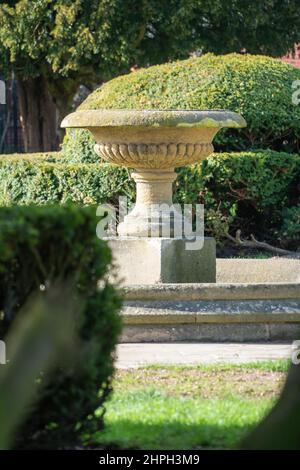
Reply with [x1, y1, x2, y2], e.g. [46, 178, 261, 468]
[107, 237, 216, 285]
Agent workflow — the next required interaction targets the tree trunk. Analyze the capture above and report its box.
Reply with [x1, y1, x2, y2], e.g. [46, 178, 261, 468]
[241, 361, 300, 449]
[16, 76, 59, 153]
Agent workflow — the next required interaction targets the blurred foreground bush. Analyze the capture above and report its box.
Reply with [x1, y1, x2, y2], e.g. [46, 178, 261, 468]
[0, 205, 122, 448]
[0, 284, 80, 449]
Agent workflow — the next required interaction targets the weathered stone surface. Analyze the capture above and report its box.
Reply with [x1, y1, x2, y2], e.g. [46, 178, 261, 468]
[119, 281, 300, 342]
[217, 258, 300, 283]
[120, 323, 300, 343]
[95, 142, 214, 169]
[268, 323, 300, 341]
[107, 237, 216, 284]
[123, 282, 300, 300]
[117, 170, 187, 237]
[61, 109, 246, 131]
[122, 299, 300, 324]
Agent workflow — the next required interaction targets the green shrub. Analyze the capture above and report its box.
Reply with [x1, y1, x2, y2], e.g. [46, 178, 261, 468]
[61, 53, 300, 163]
[0, 152, 61, 162]
[0, 205, 122, 448]
[0, 150, 299, 246]
[0, 158, 134, 206]
[279, 204, 300, 247]
[61, 130, 98, 164]
[191, 151, 300, 242]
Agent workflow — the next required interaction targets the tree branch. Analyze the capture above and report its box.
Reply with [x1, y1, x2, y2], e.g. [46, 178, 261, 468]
[226, 229, 299, 257]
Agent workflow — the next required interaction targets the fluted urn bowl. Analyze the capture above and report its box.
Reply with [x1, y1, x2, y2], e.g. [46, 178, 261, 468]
[61, 109, 246, 237]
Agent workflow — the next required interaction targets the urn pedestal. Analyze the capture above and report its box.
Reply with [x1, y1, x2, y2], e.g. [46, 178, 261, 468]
[106, 237, 216, 284]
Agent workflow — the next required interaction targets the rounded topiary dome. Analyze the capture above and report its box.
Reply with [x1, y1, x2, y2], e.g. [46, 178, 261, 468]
[62, 53, 300, 162]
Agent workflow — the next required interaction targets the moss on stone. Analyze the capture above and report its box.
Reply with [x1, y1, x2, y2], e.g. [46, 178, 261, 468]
[61, 109, 246, 129]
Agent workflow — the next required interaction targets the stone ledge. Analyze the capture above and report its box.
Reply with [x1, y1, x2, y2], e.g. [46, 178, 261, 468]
[122, 299, 300, 324]
[120, 323, 300, 343]
[123, 283, 300, 301]
[217, 258, 300, 283]
[122, 311, 300, 325]
[120, 282, 300, 342]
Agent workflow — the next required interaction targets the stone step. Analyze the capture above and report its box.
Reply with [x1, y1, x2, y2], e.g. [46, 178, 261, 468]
[122, 282, 300, 301]
[217, 258, 300, 283]
[120, 283, 300, 343]
[123, 299, 300, 324]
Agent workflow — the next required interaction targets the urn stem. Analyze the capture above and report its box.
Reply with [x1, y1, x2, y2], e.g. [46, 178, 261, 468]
[133, 169, 176, 206]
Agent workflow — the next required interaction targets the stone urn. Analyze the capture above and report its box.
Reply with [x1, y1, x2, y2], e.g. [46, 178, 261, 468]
[62, 109, 246, 284]
[61, 109, 246, 237]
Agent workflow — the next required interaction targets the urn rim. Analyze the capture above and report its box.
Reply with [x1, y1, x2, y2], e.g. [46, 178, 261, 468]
[61, 109, 246, 130]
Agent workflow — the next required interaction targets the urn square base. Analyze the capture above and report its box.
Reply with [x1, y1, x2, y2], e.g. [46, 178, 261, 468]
[106, 237, 216, 285]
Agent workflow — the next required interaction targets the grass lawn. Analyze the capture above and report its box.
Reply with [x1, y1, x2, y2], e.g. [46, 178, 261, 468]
[92, 360, 289, 450]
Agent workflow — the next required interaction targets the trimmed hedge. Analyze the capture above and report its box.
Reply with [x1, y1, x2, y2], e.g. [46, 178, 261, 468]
[0, 205, 122, 448]
[0, 150, 299, 247]
[0, 157, 134, 206]
[0, 152, 61, 163]
[186, 151, 300, 248]
[61, 129, 97, 164]
[279, 204, 300, 245]
[62, 53, 300, 163]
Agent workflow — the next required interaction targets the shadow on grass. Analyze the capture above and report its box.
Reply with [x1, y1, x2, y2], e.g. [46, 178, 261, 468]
[92, 419, 254, 450]
[91, 385, 272, 450]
